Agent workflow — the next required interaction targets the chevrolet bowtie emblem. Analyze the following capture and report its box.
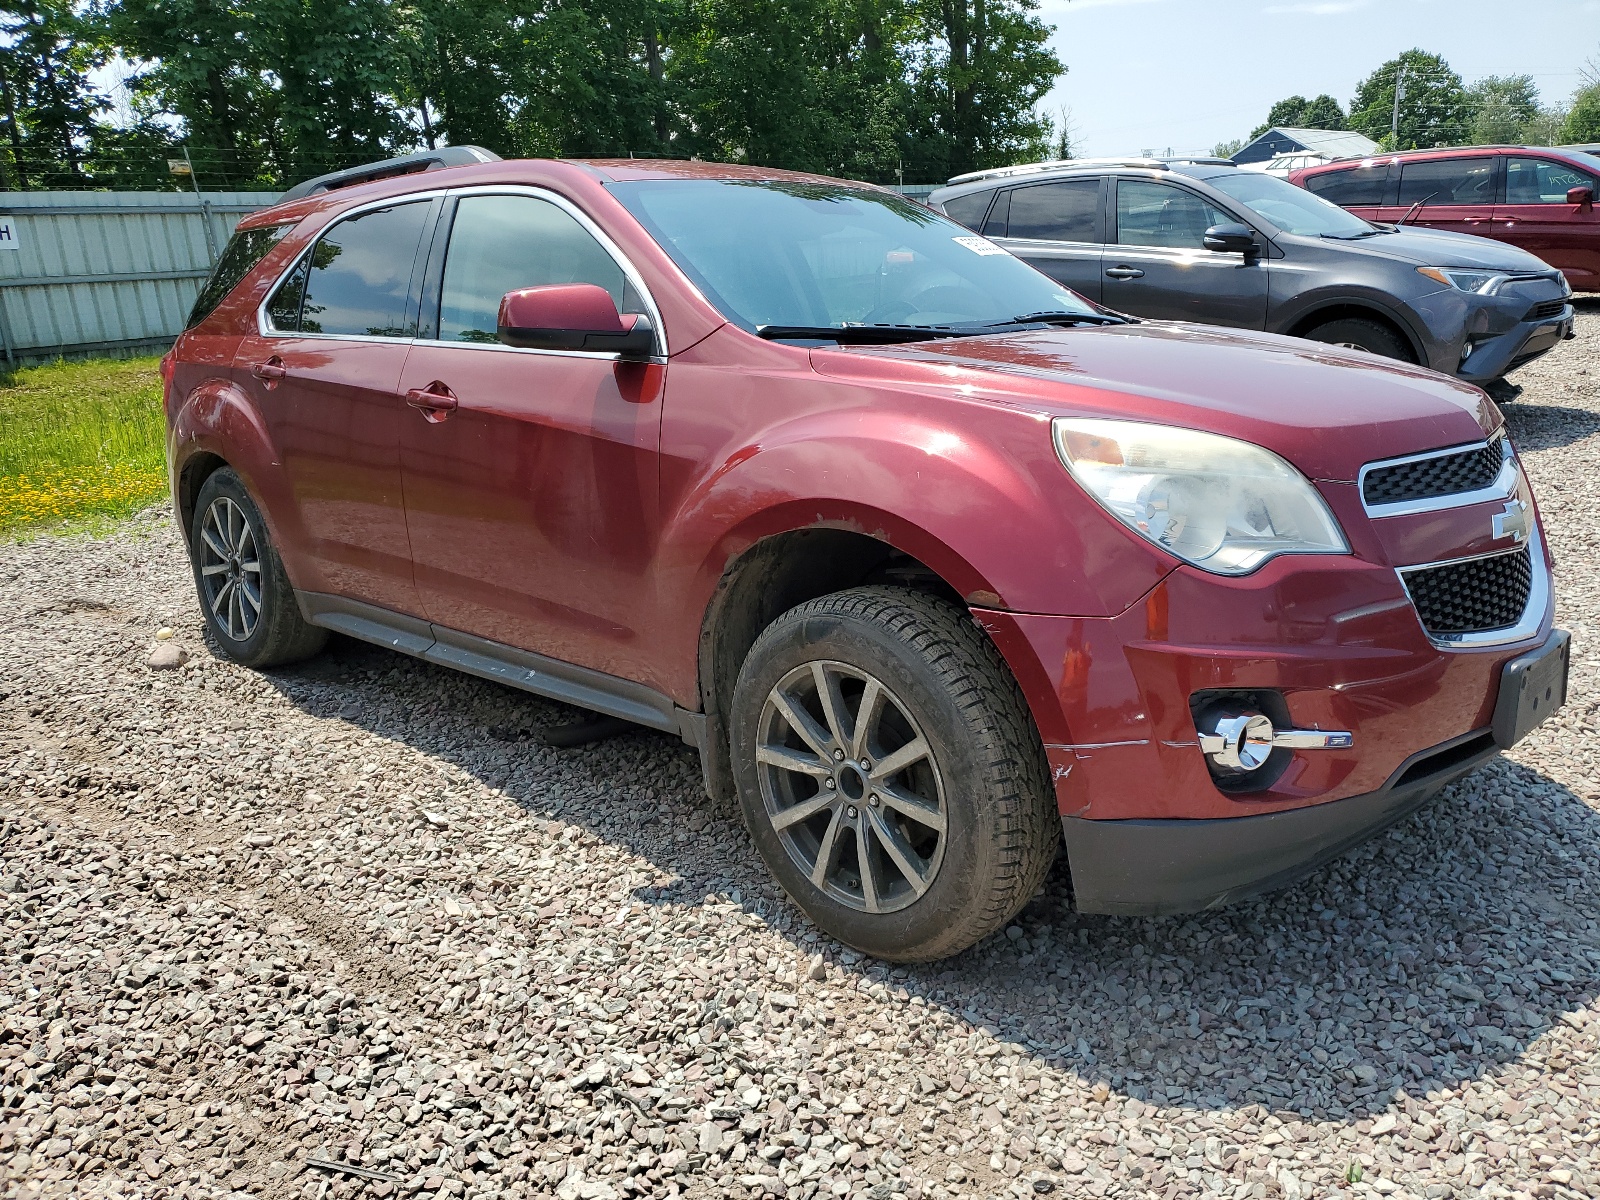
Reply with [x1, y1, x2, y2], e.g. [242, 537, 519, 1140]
[1492, 498, 1531, 544]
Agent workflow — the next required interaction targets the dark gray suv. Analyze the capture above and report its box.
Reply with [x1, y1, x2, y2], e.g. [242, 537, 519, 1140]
[929, 158, 1575, 393]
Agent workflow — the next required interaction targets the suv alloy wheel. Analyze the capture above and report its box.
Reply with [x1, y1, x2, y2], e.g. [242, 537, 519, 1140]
[731, 588, 1059, 961]
[188, 469, 327, 667]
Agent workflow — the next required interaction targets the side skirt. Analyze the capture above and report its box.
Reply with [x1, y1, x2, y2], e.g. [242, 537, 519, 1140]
[296, 591, 705, 752]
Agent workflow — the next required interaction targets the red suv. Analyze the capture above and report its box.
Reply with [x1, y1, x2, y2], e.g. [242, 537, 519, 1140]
[1290, 146, 1600, 290]
[165, 148, 1569, 961]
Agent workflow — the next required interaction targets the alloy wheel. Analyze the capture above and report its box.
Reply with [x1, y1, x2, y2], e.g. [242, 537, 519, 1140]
[755, 660, 947, 914]
[197, 496, 263, 641]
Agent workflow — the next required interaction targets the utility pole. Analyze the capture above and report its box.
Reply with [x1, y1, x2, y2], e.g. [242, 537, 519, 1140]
[1390, 64, 1406, 149]
[182, 145, 220, 264]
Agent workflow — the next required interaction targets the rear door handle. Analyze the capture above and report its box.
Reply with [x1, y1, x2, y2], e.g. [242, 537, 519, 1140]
[406, 382, 459, 423]
[1105, 266, 1144, 280]
[251, 357, 287, 382]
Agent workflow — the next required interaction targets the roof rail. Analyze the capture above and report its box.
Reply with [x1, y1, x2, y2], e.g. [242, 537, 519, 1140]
[279, 145, 503, 203]
[945, 154, 1235, 187]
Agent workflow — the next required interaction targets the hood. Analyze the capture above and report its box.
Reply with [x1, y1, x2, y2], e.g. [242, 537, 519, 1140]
[809, 322, 1497, 483]
[1312, 224, 1556, 273]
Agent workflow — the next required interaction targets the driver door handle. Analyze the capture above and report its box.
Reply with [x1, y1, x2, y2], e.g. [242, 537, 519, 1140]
[406, 382, 459, 424]
[1105, 266, 1144, 280]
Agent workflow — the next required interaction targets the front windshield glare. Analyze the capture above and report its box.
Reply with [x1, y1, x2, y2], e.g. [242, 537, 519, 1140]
[1207, 171, 1375, 238]
[609, 179, 1097, 332]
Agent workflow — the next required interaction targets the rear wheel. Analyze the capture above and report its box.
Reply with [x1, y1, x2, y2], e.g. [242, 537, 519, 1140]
[1303, 316, 1413, 362]
[188, 468, 326, 667]
[730, 587, 1058, 961]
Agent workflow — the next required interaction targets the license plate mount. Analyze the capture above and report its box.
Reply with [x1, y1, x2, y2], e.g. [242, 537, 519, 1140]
[1492, 629, 1570, 749]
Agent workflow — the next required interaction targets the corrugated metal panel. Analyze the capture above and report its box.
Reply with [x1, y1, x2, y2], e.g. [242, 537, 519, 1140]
[0, 191, 282, 362]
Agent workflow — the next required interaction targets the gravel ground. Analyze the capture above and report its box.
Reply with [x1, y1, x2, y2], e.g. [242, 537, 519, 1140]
[4, 305, 1600, 1200]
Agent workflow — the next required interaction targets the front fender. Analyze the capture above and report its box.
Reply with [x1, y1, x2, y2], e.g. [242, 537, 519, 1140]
[1267, 286, 1434, 365]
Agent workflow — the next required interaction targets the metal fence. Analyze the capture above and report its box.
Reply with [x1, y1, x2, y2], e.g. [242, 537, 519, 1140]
[0, 191, 281, 365]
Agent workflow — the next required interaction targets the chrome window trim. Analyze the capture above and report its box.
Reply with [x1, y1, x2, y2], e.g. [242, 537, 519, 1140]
[1359, 433, 1516, 519]
[252, 183, 668, 361]
[1396, 535, 1549, 650]
[438, 183, 668, 361]
[254, 189, 447, 341]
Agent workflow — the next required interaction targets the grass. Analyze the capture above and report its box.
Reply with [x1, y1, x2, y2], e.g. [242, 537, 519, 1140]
[0, 356, 168, 536]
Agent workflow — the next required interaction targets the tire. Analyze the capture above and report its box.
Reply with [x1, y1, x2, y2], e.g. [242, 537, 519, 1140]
[730, 587, 1058, 961]
[1303, 316, 1414, 363]
[188, 468, 326, 668]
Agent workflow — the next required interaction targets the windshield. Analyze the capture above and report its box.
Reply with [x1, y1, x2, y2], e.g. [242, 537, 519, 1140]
[608, 179, 1098, 334]
[1206, 170, 1376, 238]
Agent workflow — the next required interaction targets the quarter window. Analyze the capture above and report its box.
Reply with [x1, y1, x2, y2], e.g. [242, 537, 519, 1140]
[186, 223, 292, 329]
[1115, 181, 1229, 249]
[1505, 157, 1599, 204]
[437, 194, 638, 344]
[298, 202, 432, 337]
[1304, 164, 1389, 206]
[1396, 157, 1496, 207]
[940, 190, 992, 231]
[1003, 180, 1101, 242]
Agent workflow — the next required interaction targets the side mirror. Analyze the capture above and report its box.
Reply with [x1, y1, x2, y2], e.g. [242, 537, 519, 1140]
[497, 284, 655, 358]
[1568, 186, 1595, 208]
[1204, 222, 1260, 260]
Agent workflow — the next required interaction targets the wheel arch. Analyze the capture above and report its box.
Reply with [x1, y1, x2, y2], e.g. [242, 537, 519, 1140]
[695, 524, 994, 803]
[1279, 299, 1425, 364]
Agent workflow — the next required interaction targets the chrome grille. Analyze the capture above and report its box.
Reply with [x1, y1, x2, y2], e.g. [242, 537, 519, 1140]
[1362, 437, 1504, 508]
[1402, 547, 1533, 637]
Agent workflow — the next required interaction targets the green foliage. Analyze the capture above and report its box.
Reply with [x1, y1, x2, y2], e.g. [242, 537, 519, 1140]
[0, 356, 168, 535]
[0, 0, 108, 188]
[1248, 93, 1345, 140]
[1211, 137, 1243, 159]
[1350, 50, 1470, 150]
[1465, 74, 1539, 145]
[1564, 84, 1600, 144]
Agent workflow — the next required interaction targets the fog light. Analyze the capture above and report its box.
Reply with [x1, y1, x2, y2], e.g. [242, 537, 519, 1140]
[1197, 709, 1354, 774]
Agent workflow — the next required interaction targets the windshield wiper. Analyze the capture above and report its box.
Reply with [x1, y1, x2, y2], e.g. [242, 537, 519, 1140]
[994, 310, 1131, 328]
[1320, 228, 1388, 240]
[755, 323, 970, 343]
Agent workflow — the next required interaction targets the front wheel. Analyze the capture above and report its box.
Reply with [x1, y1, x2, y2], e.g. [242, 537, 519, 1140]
[1303, 316, 1413, 362]
[188, 468, 326, 667]
[730, 587, 1058, 961]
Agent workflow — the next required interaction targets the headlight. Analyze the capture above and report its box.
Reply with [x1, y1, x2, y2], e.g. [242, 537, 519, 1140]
[1417, 266, 1510, 295]
[1052, 418, 1348, 576]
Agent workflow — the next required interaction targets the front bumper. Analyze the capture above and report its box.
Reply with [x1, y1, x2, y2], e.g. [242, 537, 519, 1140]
[1062, 726, 1500, 915]
[1456, 302, 1575, 382]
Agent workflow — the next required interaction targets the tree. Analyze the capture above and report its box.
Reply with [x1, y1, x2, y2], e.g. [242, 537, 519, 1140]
[1211, 136, 1243, 159]
[1248, 93, 1345, 139]
[1465, 74, 1538, 146]
[1564, 84, 1600, 144]
[1349, 50, 1470, 150]
[0, 0, 108, 188]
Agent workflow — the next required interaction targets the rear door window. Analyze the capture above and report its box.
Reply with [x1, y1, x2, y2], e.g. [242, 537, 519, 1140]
[1505, 156, 1599, 204]
[940, 190, 992, 231]
[186, 224, 293, 329]
[1114, 180, 1229, 249]
[435, 194, 640, 344]
[1003, 180, 1102, 242]
[296, 202, 433, 337]
[1396, 157, 1497, 207]
[1304, 164, 1389, 206]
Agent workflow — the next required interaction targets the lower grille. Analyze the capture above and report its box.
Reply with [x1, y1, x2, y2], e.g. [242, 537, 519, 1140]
[1402, 547, 1533, 636]
[1525, 299, 1567, 321]
[1362, 436, 1504, 508]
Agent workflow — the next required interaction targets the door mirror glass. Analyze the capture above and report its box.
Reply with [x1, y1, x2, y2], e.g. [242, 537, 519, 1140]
[498, 284, 655, 358]
[1203, 223, 1257, 255]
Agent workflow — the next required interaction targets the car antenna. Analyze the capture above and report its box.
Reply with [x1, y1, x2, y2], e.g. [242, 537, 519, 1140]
[1395, 191, 1436, 227]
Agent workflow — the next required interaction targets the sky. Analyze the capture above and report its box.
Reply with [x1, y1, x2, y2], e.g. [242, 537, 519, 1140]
[1036, 0, 1600, 158]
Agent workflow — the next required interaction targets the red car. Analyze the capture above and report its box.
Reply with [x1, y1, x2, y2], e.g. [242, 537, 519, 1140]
[165, 149, 1568, 960]
[1290, 146, 1600, 291]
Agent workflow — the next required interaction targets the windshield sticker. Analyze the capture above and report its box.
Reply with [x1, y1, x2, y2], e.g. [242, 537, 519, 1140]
[953, 235, 1007, 256]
